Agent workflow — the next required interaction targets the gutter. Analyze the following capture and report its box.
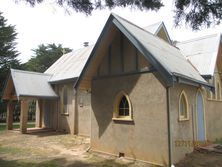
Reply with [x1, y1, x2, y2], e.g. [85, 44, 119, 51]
[166, 87, 172, 167]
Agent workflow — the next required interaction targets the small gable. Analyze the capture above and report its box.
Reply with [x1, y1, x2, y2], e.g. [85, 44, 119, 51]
[2, 75, 17, 100]
[156, 26, 171, 44]
[144, 22, 172, 44]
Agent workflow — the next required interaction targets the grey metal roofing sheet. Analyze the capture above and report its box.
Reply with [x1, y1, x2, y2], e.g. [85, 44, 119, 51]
[45, 45, 93, 82]
[11, 69, 58, 98]
[176, 34, 220, 76]
[112, 14, 207, 84]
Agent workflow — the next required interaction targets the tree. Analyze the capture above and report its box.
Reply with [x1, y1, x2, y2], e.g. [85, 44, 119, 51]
[174, 0, 222, 30]
[0, 12, 20, 116]
[17, 0, 163, 14]
[18, 0, 222, 30]
[23, 43, 72, 72]
[0, 12, 20, 96]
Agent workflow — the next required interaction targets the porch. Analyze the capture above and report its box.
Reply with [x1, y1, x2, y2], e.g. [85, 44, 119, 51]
[2, 69, 58, 134]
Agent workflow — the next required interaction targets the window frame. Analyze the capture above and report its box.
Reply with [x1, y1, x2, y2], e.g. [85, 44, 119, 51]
[178, 90, 189, 121]
[112, 91, 133, 121]
[61, 85, 69, 115]
[216, 81, 221, 100]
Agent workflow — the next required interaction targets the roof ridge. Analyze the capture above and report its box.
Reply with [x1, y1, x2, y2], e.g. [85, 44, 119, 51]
[112, 13, 176, 48]
[177, 33, 219, 44]
[143, 21, 163, 29]
[11, 68, 52, 76]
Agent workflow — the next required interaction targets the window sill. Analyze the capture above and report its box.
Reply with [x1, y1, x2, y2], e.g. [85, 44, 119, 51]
[207, 98, 222, 102]
[112, 117, 133, 122]
[61, 113, 69, 116]
[178, 118, 189, 122]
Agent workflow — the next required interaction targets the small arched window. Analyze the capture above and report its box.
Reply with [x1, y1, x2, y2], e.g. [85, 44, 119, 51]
[119, 96, 129, 116]
[179, 91, 189, 121]
[113, 92, 132, 120]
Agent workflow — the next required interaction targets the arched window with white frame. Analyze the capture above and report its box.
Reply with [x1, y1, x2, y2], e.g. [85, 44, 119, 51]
[113, 91, 132, 120]
[179, 91, 189, 121]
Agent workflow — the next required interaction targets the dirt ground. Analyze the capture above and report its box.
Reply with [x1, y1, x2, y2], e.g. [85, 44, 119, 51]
[0, 129, 153, 167]
[175, 150, 222, 167]
[1, 129, 222, 167]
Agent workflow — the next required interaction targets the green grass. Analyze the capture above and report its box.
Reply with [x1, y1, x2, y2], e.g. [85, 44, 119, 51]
[0, 122, 35, 131]
[0, 159, 60, 167]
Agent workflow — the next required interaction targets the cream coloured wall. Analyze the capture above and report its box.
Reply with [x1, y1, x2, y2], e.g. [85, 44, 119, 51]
[91, 73, 169, 166]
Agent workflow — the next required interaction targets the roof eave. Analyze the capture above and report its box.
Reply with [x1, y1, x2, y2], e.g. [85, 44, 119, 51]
[74, 14, 115, 89]
[18, 94, 59, 99]
[174, 73, 213, 89]
[49, 77, 78, 84]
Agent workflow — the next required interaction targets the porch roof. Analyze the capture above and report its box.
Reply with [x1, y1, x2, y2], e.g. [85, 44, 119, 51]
[2, 69, 58, 100]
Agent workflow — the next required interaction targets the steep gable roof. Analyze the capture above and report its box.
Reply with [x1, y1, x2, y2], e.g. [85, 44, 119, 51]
[45, 45, 93, 83]
[176, 34, 221, 76]
[75, 13, 210, 89]
[2, 69, 58, 100]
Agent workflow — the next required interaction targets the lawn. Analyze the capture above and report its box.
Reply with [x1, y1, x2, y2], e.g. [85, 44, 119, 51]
[0, 122, 35, 131]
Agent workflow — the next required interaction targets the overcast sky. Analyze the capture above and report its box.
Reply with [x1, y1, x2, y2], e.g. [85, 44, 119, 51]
[0, 0, 222, 63]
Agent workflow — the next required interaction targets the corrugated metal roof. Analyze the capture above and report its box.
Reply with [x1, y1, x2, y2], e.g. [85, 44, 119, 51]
[45, 45, 93, 83]
[11, 69, 58, 98]
[112, 14, 207, 85]
[176, 34, 221, 76]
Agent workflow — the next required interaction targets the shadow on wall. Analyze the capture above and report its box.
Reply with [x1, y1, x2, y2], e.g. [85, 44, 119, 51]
[92, 74, 141, 138]
[43, 99, 71, 134]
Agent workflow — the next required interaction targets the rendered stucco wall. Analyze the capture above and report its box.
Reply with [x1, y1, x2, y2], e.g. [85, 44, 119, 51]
[91, 73, 169, 166]
[169, 84, 197, 164]
[41, 83, 91, 136]
[55, 83, 75, 134]
[77, 90, 91, 136]
[204, 67, 222, 141]
[205, 99, 222, 140]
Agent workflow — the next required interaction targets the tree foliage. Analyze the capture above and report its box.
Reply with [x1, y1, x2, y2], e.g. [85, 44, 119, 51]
[23, 43, 72, 72]
[174, 0, 222, 29]
[18, 0, 222, 29]
[0, 12, 20, 114]
[0, 12, 20, 96]
[18, 0, 163, 14]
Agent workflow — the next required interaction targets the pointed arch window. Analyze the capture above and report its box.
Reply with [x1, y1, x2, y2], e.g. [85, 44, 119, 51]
[113, 91, 132, 121]
[179, 91, 189, 121]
